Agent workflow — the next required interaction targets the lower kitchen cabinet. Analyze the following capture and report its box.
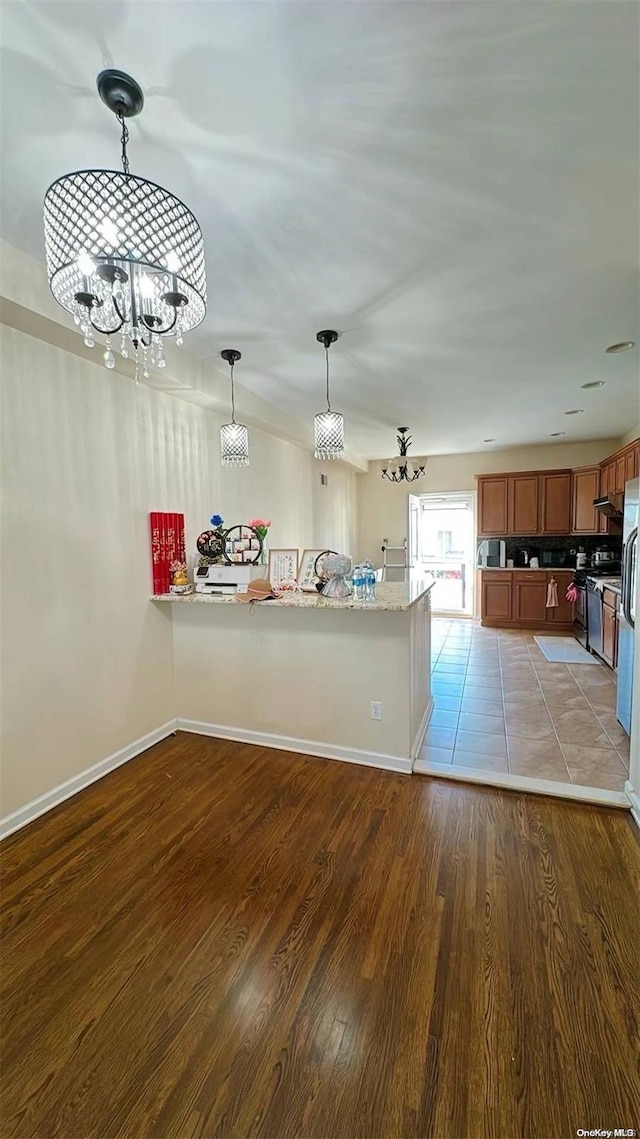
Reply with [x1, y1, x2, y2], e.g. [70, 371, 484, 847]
[601, 588, 619, 670]
[547, 571, 574, 624]
[513, 573, 547, 623]
[482, 575, 512, 621]
[480, 570, 575, 629]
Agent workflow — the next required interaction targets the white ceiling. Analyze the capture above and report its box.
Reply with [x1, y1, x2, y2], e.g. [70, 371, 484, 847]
[1, 1, 638, 457]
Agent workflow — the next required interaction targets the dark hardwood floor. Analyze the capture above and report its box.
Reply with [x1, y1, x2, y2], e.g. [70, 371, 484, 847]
[1, 733, 639, 1139]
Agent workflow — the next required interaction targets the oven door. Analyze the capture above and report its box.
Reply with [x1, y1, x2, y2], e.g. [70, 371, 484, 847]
[573, 584, 588, 648]
[586, 581, 602, 658]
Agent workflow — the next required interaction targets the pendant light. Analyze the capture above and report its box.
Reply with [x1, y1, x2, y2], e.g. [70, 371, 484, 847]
[43, 69, 206, 382]
[220, 349, 249, 467]
[314, 330, 345, 460]
[381, 428, 426, 483]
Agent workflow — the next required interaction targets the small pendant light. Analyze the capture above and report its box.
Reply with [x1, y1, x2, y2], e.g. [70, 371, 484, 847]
[220, 349, 249, 467]
[314, 330, 345, 460]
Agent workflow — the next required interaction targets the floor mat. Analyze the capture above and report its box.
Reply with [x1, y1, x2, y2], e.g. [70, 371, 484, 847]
[533, 636, 600, 664]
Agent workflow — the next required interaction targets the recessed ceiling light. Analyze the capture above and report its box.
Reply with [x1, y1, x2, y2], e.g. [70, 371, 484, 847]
[550, 432, 566, 437]
[581, 381, 605, 388]
[605, 341, 635, 353]
[564, 409, 583, 415]
[483, 438, 496, 443]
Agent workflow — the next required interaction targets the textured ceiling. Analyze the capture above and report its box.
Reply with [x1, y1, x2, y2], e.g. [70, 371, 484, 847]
[1, 0, 638, 457]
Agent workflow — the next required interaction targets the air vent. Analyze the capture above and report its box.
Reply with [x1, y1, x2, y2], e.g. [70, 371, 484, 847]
[320, 473, 328, 486]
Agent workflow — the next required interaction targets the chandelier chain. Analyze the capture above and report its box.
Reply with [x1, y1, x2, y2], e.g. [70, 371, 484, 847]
[230, 361, 236, 422]
[117, 111, 130, 176]
[325, 345, 331, 411]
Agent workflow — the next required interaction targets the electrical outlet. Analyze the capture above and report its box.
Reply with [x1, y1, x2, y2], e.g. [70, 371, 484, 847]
[370, 701, 383, 721]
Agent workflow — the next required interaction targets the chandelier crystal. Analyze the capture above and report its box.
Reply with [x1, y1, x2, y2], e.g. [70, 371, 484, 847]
[220, 349, 249, 467]
[314, 330, 345, 460]
[381, 428, 426, 483]
[43, 70, 206, 382]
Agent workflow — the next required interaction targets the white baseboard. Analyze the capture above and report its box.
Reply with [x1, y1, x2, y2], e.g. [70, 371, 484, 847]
[410, 697, 434, 762]
[625, 781, 640, 829]
[413, 758, 630, 809]
[178, 719, 412, 775]
[0, 720, 177, 841]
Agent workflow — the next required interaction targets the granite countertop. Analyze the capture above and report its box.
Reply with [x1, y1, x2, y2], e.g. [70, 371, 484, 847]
[152, 578, 435, 612]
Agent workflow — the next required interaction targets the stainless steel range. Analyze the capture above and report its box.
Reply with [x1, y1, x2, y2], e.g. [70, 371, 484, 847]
[573, 564, 621, 654]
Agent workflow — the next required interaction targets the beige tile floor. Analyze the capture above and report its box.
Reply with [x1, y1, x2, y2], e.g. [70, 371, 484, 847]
[422, 618, 629, 792]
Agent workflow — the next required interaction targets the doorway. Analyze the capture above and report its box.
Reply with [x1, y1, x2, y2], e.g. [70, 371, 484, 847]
[411, 492, 475, 615]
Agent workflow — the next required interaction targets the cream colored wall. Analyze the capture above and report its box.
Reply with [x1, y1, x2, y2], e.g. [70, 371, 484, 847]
[356, 439, 619, 561]
[618, 424, 640, 448]
[0, 324, 356, 818]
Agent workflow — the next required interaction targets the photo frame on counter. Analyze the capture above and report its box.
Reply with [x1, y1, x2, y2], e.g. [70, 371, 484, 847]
[298, 548, 327, 592]
[268, 548, 299, 586]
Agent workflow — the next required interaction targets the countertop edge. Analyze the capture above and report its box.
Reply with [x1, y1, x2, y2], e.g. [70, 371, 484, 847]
[151, 581, 434, 612]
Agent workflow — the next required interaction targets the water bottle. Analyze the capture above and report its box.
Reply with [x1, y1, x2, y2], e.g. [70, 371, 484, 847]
[352, 563, 364, 602]
[363, 560, 376, 603]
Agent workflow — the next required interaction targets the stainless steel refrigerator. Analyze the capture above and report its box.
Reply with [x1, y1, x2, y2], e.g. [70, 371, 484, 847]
[617, 478, 638, 735]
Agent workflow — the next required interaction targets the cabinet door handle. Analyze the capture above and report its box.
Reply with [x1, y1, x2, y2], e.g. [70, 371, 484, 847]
[622, 526, 637, 628]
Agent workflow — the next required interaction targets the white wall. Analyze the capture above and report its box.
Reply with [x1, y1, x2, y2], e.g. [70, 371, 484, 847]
[0, 324, 356, 817]
[356, 439, 622, 562]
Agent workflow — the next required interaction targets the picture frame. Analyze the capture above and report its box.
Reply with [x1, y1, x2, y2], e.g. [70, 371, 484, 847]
[268, 548, 299, 586]
[298, 548, 327, 592]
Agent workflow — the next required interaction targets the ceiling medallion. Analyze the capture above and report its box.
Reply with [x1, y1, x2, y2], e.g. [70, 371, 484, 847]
[382, 428, 426, 483]
[220, 349, 249, 467]
[314, 330, 345, 461]
[43, 69, 206, 382]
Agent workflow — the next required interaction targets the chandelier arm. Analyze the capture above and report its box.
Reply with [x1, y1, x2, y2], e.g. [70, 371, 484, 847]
[88, 311, 125, 336]
[141, 309, 179, 336]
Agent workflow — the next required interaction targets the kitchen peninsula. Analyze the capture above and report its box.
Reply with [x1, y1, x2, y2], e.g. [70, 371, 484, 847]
[153, 580, 434, 774]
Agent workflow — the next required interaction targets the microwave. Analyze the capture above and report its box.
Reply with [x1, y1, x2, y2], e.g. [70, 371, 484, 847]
[477, 539, 506, 568]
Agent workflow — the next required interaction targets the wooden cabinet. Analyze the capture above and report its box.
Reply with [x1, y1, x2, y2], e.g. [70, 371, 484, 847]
[540, 471, 571, 534]
[513, 573, 547, 623]
[601, 599, 618, 669]
[625, 447, 636, 484]
[571, 466, 600, 534]
[481, 574, 512, 621]
[547, 571, 574, 624]
[477, 477, 508, 537]
[480, 570, 575, 629]
[477, 469, 571, 537]
[615, 455, 626, 494]
[508, 474, 539, 534]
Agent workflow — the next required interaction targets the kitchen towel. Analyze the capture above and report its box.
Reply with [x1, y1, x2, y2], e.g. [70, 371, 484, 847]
[546, 578, 559, 608]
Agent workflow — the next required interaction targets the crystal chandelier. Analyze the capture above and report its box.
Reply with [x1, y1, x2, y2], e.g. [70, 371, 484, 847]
[314, 330, 344, 460]
[43, 70, 206, 383]
[220, 349, 249, 467]
[381, 428, 426, 483]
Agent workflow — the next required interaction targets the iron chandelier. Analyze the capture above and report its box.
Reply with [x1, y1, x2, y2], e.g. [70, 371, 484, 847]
[43, 69, 206, 382]
[381, 428, 426, 483]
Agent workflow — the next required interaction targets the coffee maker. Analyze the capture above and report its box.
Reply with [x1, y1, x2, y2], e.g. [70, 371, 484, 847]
[516, 546, 538, 567]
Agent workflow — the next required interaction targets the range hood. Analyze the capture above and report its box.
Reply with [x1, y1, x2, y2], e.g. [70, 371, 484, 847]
[593, 493, 623, 518]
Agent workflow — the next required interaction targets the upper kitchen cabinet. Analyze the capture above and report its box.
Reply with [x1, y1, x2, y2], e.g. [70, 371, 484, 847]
[539, 471, 572, 534]
[477, 469, 571, 537]
[477, 476, 509, 536]
[571, 466, 600, 534]
[508, 474, 540, 534]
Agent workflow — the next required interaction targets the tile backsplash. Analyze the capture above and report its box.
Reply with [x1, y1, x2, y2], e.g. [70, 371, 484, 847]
[504, 535, 622, 567]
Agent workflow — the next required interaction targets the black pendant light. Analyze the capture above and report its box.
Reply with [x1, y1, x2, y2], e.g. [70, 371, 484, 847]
[314, 330, 345, 460]
[220, 350, 249, 467]
[381, 428, 426, 483]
